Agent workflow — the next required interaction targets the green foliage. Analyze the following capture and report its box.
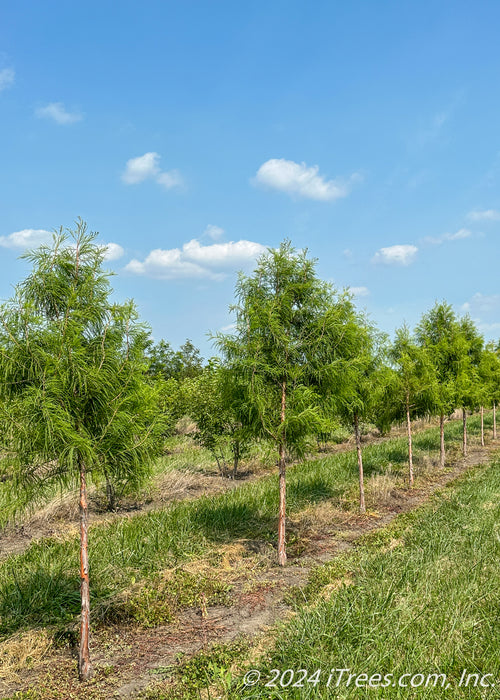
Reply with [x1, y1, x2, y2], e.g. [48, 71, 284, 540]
[415, 302, 464, 415]
[216, 241, 355, 458]
[182, 359, 250, 476]
[389, 323, 437, 417]
[0, 220, 164, 514]
[147, 338, 204, 381]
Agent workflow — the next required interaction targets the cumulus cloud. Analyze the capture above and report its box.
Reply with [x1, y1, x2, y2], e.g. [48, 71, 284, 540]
[372, 244, 418, 266]
[0, 229, 52, 249]
[121, 152, 182, 190]
[100, 242, 125, 261]
[467, 209, 500, 222]
[0, 68, 15, 93]
[349, 286, 370, 297]
[423, 228, 472, 245]
[35, 102, 83, 125]
[254, 158, 356, 201]
[126, 238, 266, 280]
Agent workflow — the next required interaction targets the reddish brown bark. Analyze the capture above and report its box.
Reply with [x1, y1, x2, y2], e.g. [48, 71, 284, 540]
[78, 460, 92, 681]
[406, 397, 414, 487]
[439, 413, 445, 468]
[494, 402, 497, 440]
[462, 408, 467, 457]
[354, 413, 365, 513]
[480, 405, 485, 447]
[277, 381, 287, 567]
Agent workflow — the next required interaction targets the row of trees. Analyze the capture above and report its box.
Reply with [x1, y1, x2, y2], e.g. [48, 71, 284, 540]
[1, 223, 499, 679]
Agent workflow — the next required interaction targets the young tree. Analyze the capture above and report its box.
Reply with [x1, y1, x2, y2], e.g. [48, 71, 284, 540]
[389, 325, 436, 486]
[480, 343, 500, 440]
[415, 302, 462, 467]
[182, 359, 249, 478]
[321, 307, 380, 512]
[0, 222, 163, 680]
[216, 242, 342, 566]
[147, 338, 204, 380]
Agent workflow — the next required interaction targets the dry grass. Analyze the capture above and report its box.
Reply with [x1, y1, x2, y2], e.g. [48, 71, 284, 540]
[0, 629, 52, 683]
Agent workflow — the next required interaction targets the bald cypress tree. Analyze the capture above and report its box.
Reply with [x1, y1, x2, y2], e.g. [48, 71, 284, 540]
[0, 221, 163, 680]
[216, 241, 349, 565]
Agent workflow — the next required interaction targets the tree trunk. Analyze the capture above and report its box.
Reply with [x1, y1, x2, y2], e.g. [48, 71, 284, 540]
[440, 413, 445, 468]
[406, 397, 414, 487]
[354, 413, 365, 513]
[277, 381, 287, 567]
[480, 405, 485, 447]
[494, 401, 497, 440]
[232, 440, 240, 479]
[462, 408, 467, 457]
[78, 460, 92, 681]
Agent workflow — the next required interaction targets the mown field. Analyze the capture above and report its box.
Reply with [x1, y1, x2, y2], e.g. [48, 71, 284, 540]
[225, 455, 500, 700]
[0, 413, 497, 699]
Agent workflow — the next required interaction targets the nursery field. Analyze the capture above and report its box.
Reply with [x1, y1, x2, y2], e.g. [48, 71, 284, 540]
[0, 412, 497, 699]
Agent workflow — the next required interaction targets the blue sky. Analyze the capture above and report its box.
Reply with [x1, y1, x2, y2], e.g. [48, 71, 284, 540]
[1, 1, 500, 357]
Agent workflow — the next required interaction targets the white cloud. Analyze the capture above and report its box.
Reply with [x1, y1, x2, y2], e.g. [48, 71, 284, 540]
[126, 237, 266, 280]
[121, 152, 160, 184]
[424, 228, 472, 245]
[372, 244, 418, 266]
[467, 209, 500, 222]
[204, 225, 224, 241]
[121, 152, 182, 190]
[349, 286, 370, 297]
[100, 242, 124, 261]
[0, 68, 15, 93]
[35, 102, 83, 125]
[254, 158, 354, 201]
[0, 228, 52, 249]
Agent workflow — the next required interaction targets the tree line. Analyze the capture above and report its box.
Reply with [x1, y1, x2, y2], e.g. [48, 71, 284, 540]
[0, 221, 499, 679]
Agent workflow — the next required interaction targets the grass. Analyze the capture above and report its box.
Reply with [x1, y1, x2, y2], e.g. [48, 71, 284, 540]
[228, 457, 500, 699]
[0, 413, 493, 641]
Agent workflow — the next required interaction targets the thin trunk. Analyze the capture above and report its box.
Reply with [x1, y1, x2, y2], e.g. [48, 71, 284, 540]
[462, 408, 467, 457]
[354, 413, 365, 513]
[480, 406, 485, 447]
[277, 381, 287, 567]
[105, 476, 115, 511]
[494, 402, 497, 440]
[440, 413, 445, 468]
[406, 396, 414, 487]
[232, 440, 240, 479]
[78, 459, 92, 681]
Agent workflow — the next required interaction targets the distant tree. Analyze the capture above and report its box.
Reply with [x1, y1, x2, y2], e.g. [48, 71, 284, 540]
[415, 302, 462, 467]
[456, 315, 483, 455]
[216, 242, 341, 566]
[320, 304, 380, 512]
[182, 359, 249, 478]
[147, 338, 204, 381]
[177, 339, 204, 379]
[0, 222, 163, 681]
[480, 343, 500, 440]
[389, 325, 436, 485]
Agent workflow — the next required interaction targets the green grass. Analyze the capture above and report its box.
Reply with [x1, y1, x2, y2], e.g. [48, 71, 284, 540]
[230, 458, 500, 699]
[0, 413, 494, 640]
